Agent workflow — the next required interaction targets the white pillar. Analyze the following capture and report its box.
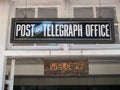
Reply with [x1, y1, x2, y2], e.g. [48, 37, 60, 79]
[0, 54, 6, 90]
[0, 0, 10, 90]
[8, 59, 15, 90]
[59, 0, 72, 18]
[0, 0, 10, 51]
[116, 4, 120, 42]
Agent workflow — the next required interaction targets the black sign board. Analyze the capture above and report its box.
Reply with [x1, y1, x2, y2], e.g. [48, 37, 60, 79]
[44, 60, 89, 76]
[11, 18, 115, 43]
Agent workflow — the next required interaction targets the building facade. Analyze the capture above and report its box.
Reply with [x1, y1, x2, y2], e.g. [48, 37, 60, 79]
[0, 0, 120, 90]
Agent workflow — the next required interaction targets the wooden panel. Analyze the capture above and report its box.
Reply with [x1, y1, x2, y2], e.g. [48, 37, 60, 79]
[44, 60, 89, 76]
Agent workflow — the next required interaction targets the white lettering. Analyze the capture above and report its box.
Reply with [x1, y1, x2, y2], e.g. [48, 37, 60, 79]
[16, 24, 35, 37]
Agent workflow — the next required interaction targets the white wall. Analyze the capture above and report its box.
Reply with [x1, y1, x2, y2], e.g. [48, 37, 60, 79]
[89, 63, 120, 75]
[6, 63, 120, 75]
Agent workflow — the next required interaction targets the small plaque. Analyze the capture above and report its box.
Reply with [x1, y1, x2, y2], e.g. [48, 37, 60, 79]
[44, 60, 89, 76]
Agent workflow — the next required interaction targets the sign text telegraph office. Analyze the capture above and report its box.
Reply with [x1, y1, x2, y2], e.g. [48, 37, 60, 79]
[11, 18, 115, 43]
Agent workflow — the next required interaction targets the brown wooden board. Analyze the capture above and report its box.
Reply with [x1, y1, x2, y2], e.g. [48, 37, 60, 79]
[44, 60, 89, 76]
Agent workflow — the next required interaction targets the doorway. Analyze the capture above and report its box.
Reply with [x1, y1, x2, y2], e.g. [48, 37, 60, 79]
[14, 85, 120, 90]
